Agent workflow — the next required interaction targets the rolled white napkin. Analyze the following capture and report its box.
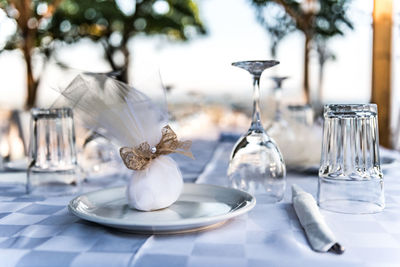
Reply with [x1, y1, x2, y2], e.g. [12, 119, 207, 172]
[292, 184, 344, 253]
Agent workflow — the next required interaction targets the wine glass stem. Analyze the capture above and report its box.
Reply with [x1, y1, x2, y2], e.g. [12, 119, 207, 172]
[250, 76, 263, 131]
[274, 87, 282, 121]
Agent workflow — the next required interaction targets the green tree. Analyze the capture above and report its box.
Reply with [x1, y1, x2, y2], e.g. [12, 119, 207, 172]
[0, 0, 205, 109]
[49, 0, 206, 82]
[0, 0, 65, 109]
[251, 0, 353, 104]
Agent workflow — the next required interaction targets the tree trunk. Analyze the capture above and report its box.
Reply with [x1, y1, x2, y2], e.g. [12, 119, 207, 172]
[120, 44, 130, 84]
[23, 30, 38, 110]
[101, 40, 130, 83]
[303, 34, 311, 104]
[317, 61, 324, 104]
[312, 60, 325, 117]
[16, 0, 64, 110]
[316, 42, 327, 107]
[102, 39, 118, 71]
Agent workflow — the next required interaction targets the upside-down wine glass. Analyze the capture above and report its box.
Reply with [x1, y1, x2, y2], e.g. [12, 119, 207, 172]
[266, 76, 291, 135]
[228, 61, 286, 202]
[270, 76, 289, 123]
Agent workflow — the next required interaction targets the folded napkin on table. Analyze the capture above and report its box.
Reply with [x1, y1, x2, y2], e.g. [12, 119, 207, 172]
[292, 184, 344, 254]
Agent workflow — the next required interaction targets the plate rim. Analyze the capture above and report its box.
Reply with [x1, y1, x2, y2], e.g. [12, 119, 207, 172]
[68, 183, 256, 229]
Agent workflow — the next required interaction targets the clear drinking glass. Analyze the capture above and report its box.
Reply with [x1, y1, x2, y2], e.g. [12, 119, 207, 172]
[80, 134, 127, 181]
[287, 104, 314, 127]
[27, 108, 81, 195]
[318, 104, 384, 214]
[228, 61, 286, 202]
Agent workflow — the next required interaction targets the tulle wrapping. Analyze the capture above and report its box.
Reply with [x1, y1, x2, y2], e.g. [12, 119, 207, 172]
[53, 73, 184, 211]
[52, 73, 166, 147]
[127, 156, 183, 211]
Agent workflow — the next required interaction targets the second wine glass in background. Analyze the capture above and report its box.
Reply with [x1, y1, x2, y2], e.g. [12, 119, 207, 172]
[266, 76, 321, 171]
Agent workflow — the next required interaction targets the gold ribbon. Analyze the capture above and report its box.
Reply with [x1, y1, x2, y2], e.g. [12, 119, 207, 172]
[119, 125, 194, 171]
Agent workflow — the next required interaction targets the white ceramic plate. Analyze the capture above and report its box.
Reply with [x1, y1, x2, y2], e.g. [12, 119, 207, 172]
[68, 183, 255, 234]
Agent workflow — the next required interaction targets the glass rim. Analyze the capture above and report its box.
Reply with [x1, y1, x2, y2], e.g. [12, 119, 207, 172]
[324, 104, 377, 117]
[31, 107, 73, 118]
[287, 104, 312, 111]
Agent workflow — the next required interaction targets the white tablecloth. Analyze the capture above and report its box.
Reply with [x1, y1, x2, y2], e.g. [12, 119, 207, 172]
[0, 140, 400, 267]
[133, 142, 400, 267]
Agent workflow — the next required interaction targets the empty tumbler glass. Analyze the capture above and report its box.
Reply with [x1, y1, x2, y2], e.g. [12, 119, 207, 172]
[318, 104, 384, 214]
[27, 108, 81, 195]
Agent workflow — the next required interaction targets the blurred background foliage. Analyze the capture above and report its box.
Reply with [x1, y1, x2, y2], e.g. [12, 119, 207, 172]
[250, 0, 353, 106]
[0, 0, 206, 109]
[0, 0, 398, 147]
[0, 0, 359, 113]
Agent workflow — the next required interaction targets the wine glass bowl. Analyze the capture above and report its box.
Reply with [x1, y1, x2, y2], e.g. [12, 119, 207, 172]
[228, 60, 286, 202]
[228, 131, 286, 201]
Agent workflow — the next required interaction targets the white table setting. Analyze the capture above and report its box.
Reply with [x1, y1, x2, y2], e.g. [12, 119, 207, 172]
[0, 64, 399, 267]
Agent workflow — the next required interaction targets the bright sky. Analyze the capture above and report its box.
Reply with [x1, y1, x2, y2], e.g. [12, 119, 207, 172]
[0, 0, 399, 122]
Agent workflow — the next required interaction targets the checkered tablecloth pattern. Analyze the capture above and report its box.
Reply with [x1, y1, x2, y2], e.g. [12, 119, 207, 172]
[132, 142, 400, 267]
[1, 139, 400, 267]
[0, 193, 148, 267]
[0, 140, 217, 267]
